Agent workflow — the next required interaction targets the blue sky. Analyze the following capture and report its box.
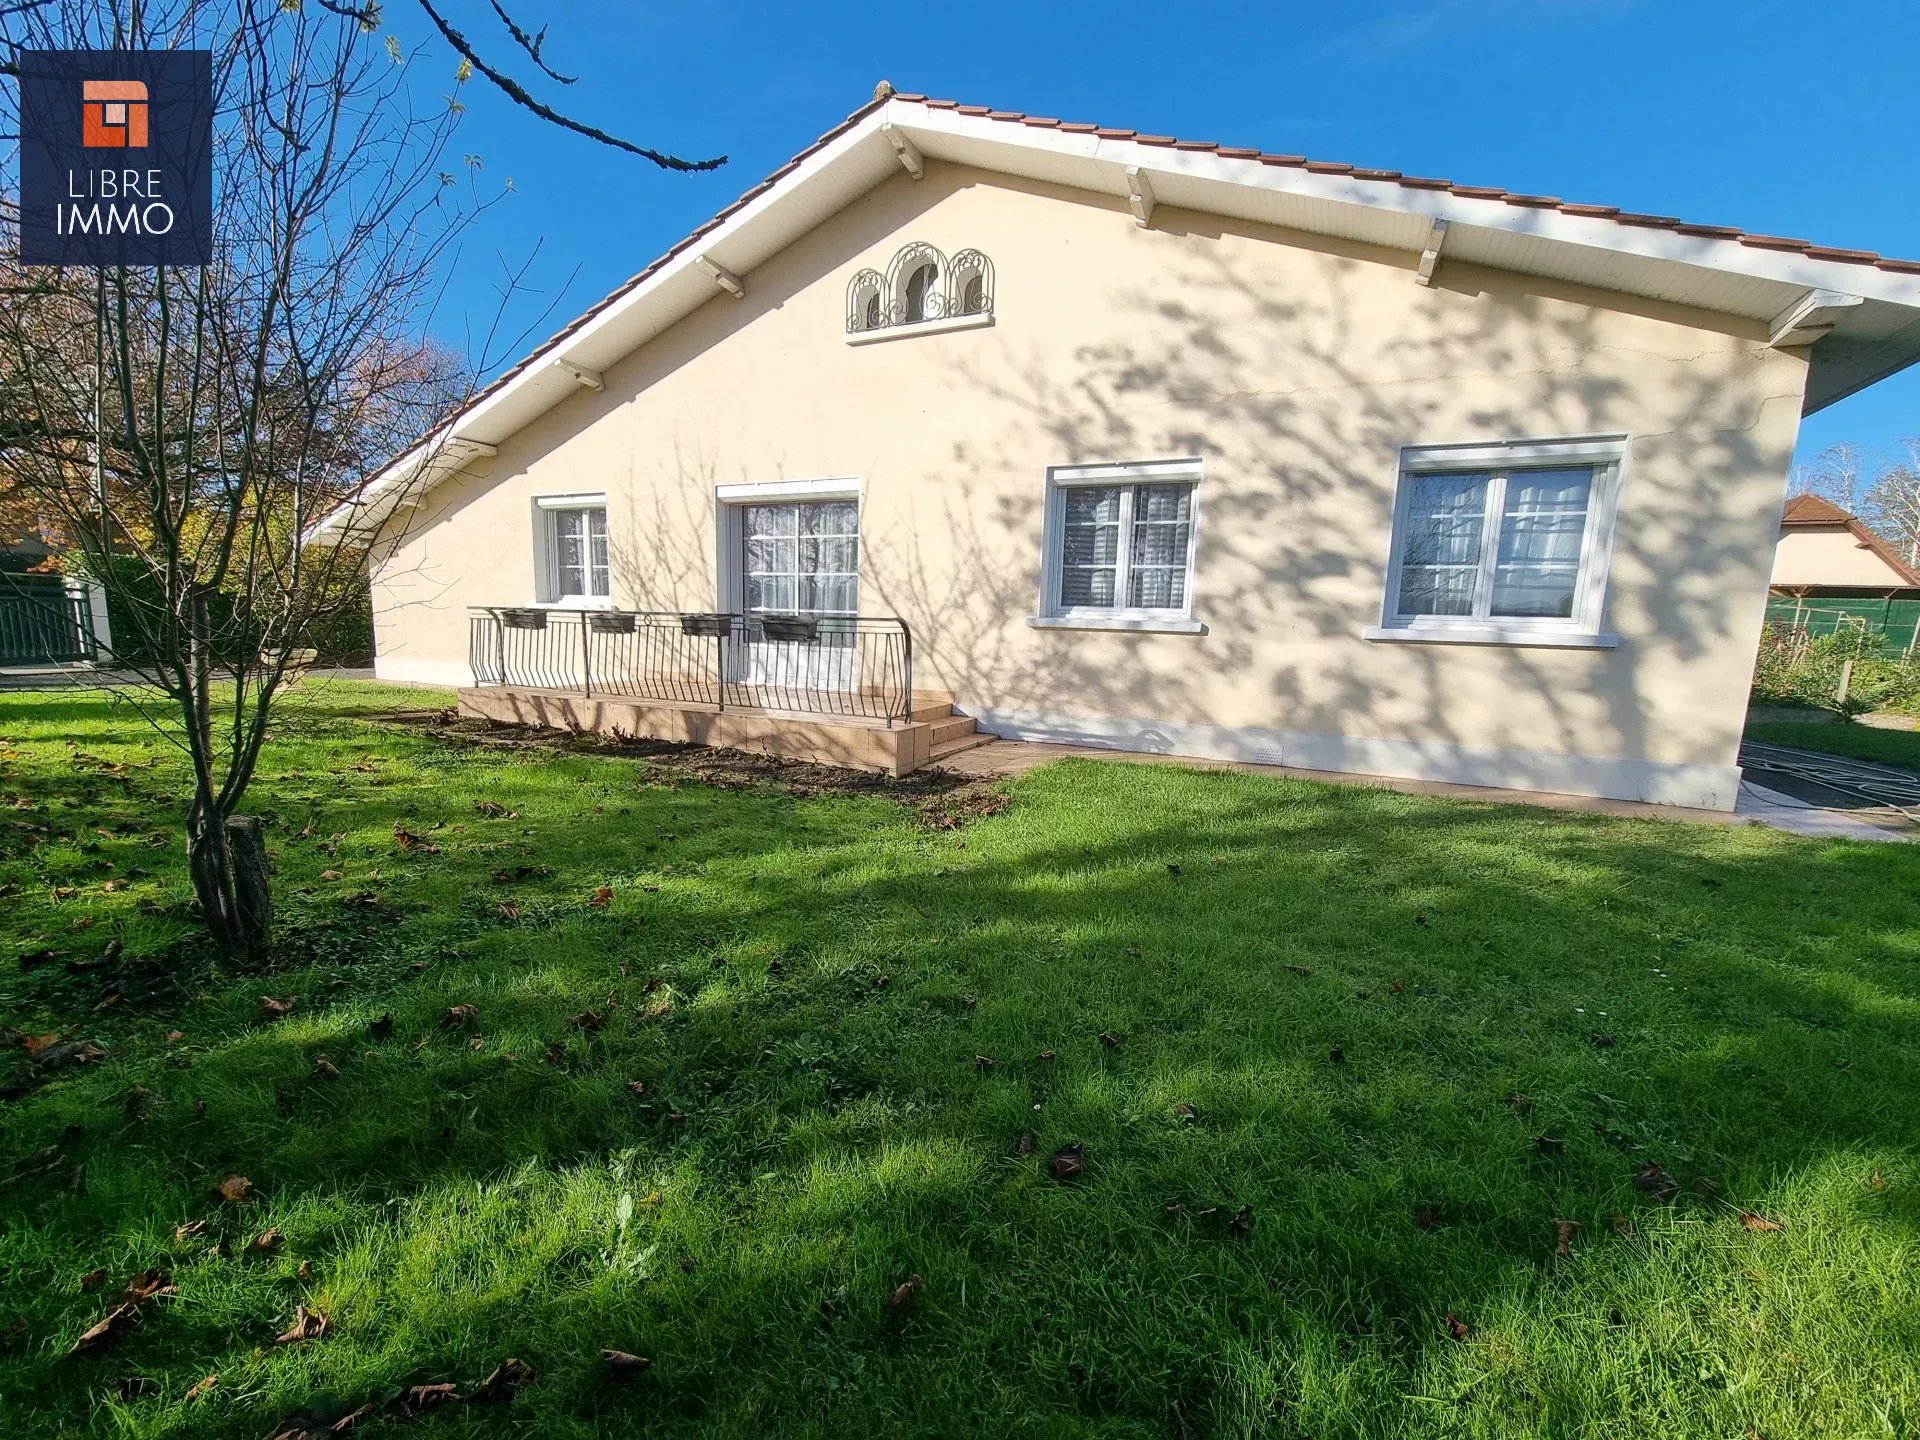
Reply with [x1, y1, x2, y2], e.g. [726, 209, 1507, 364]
[424, 0, 1920, 472]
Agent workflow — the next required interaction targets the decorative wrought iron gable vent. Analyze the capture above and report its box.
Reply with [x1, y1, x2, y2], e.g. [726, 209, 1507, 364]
[846, 243, 994, 335]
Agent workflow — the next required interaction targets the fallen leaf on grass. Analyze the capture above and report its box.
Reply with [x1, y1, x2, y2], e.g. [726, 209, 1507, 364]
[368, 1013, 393, 1039]
[972, 1054, 994, 1072]
[588, 886, 613, 909]
[1553, 1219, 1580, 1256]
[1610, 1213, 1636, 1238]
[885, 1274, 924, 1309]
[297, 1259, 313, 1282]
[216, 1174, 253, 1203]
[68, 1271, 174, 1356]
[1506, 1092, 1533, 1113]
[37, 1038, 108, 1073]
[311, 1054, 340, 1081]
[1227, 1204, 1254, 1239]
[568, 1009, 607, 1032]
[392, 824, 440, 854]
[1097, 1031, 1124, 1050]
[398, 1381, 461, 1414]
[1172, 1101, 1198, 1124]
[18, 948, 62, 971]
[1444, 1310, 1472, 1341]
[183, 1373, 218, 1403]
[1014, 1131, 1035, 1156]
[470, 1356, 534, 1403]
[602, 1349, 652, 1380]
[1632, 1162, 1678, 1204]
[275, 1303, 331, 1344]
[79, 1268, 106, 1291]
[109, 1374, 157, 1400]
[440, 1004, 478, 1029]
[496, 900, 521, 922]
[1048, 1143, 1086, 1181]
[473, 801, 518, 819]
[1532, 1134, 1565, 1156]
[1592, 1033, 1616, 1048]
[1328, 1045, 1346, 1065]
[1737, 1211, 1784, 1233]
[624, 1079, 646, 1095]
[245, 1228, 284, 1255]
[318, 869, 343, 882]
[173, 1219, 209, 1242]
[258, 995, 297, 1021]
[1036, 1049, 1055, 1063]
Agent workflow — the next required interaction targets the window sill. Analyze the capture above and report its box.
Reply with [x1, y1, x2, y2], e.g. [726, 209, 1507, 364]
[1362, 625, 1619, 649]
[845, 312, 995, 346]
[528, 598, 616, 611]
[1027, 614, 1208, 635]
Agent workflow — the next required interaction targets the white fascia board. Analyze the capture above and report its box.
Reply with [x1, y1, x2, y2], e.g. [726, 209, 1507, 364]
[888, 104, 1920, 310]
[319, 97, 1920, 542]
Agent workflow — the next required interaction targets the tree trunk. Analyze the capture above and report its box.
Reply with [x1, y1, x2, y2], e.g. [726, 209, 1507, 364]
[186, 809, 272, 957]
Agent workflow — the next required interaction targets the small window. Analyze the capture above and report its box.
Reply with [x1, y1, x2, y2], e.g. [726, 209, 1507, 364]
[1380, 437, 1624, 639]
[539, 499, 609, 602]
[1041, 460, 1201, 622]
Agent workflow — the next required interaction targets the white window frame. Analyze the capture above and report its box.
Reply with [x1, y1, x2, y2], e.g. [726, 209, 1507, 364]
[1368, 435, 1627, 649]
[712, 478, 861, 612]
[1030, 458, 1207, 635]
[533, 492, 612, 607]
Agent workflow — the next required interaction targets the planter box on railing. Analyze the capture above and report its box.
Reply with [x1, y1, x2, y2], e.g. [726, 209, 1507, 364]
[500, 608, 548, 630]
[679, 612, 731, 637]
[757, 614, 819, 643]
[589, 611, 637, 634]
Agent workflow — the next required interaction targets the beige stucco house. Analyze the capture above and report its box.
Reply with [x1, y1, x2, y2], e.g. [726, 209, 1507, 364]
[1771, 493, 1920, 597]
[315, 92, 1920, 810]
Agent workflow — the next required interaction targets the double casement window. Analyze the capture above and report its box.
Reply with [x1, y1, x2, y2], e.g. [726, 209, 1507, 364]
[1033, 459, 1205, 633]
[535, 495, 610, 603]
[1373, 437, 1625, 646]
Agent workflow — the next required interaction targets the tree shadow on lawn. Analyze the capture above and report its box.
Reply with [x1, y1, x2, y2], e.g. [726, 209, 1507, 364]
[5, 738, 1920, 1438]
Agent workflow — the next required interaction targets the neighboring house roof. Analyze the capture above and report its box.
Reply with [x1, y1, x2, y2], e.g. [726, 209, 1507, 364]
[312, 91, 1920, 545]
[1776, 492, 1920, 588]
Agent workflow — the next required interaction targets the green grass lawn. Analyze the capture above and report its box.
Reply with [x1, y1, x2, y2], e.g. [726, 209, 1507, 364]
[1747, 718, 1920, 776]
[5, 681, 1920, 1439]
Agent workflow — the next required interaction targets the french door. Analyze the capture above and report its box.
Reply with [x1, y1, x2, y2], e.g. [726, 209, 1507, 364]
[738, 499, 860, 693]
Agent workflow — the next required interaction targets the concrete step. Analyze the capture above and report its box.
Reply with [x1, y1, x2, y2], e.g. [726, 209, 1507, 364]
[909, 699, 954, 722]
[927, 714, 978, 746]
[928, 731, 994, 763]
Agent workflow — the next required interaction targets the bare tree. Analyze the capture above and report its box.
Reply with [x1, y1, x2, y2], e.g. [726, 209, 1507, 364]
[1862, 441, 1920, 566]
[0, 0, 722, 955]
[1790, 440, 1877, 515]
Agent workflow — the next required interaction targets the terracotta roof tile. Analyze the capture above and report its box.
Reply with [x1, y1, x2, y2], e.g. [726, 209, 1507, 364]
[352, 90, 1920, 512]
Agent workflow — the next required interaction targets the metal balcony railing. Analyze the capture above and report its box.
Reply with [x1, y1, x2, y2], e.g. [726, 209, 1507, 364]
[0, 583, 98, 665]
[467, 607, 915, 725]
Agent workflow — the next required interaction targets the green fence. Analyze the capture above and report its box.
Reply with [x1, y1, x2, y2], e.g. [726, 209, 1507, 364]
[1764, 596, 1920, 656]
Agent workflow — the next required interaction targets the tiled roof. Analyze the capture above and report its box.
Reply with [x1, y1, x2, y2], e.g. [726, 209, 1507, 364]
[1781, 493, 1852, 525]
[893, 94, 1920, 276]
[342, 92, 1918, 521]
[1779, 492, 1920, 586]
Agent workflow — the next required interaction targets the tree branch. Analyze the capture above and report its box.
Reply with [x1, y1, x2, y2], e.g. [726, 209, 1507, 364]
[413, 0, 724, 171]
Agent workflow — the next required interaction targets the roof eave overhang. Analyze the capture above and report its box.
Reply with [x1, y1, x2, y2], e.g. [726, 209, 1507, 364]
[310, 97, 1920, 544]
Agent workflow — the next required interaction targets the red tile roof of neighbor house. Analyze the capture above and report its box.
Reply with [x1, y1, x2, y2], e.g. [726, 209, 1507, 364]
[1781, 493, 1853, 525]
[1780, 493, 1920, 586]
